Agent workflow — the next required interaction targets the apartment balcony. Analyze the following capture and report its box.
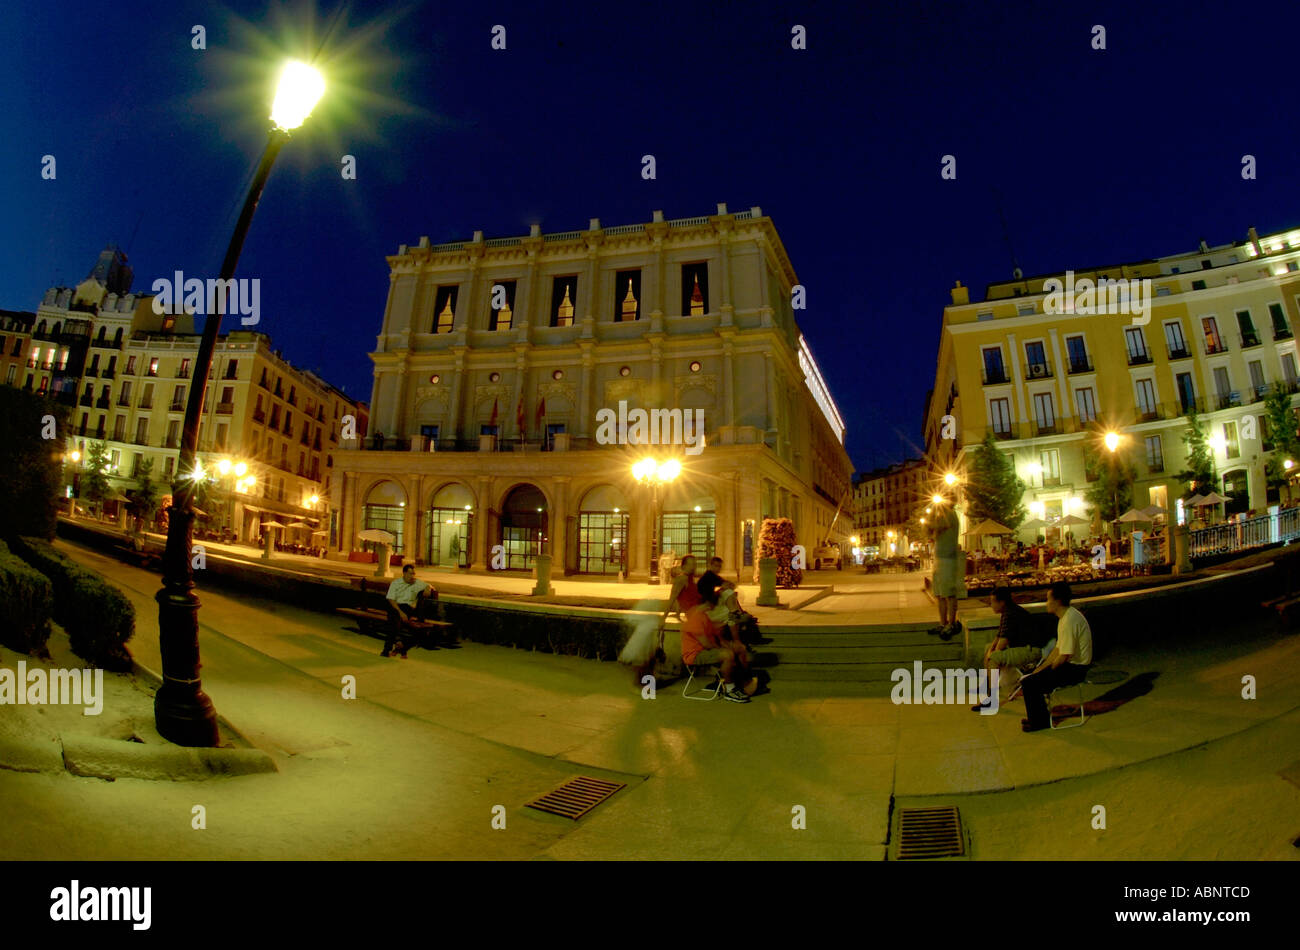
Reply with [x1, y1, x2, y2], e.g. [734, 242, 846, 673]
[1023, 361, 1053, 381]
[79, 394, 93, 407]
[93, 429, 106, 440]
[95, 397, 110, 409]
[76, 423, 87, 436]
[1041, 476, 1062, 488]
[1204, 341, 1228, 355]
[1240, 332, 1261, 349]
[1066, 356, 1093, 374]
[1148, 461, 1165, 474]
[253, 408, 266, 423]
[216, 402, 234, 414]
[1178, 397, 1207, 416]
[1033, 421, 1060, 436]
[26, 357, 39, 369]
[1167, 346, 1191, 360]
[1274, 326, 1293, 341]
[1215, 391, 1243, 411]
[116, 396, 131, 407]
[177, 368, 191, 379]
[102, 368, 115, 379]
[1127, 351, 1153, 366]
[169, 401, 185, 412]
[981, 367, 1010, 385]
[1134, 406, 1164, 423]
[139, 399, 153, 410]
[164, 437, 180, 449]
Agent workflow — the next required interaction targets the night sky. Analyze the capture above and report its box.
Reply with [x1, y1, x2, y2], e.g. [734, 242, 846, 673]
[4, 0, 1299, 473]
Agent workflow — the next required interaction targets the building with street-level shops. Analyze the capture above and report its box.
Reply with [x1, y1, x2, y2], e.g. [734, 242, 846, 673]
[330, 205, 854, 579]
[923, 224, 1300, 538]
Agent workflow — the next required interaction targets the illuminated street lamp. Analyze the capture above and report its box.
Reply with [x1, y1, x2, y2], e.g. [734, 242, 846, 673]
[156, 59, 325, 747]
[632, 457, 682, 584]
[943, 472, 958, 486]
[1103, 430, 1127, 542]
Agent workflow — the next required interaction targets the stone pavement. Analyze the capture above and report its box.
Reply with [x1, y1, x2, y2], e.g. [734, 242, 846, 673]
[0, 538, 1291, 859]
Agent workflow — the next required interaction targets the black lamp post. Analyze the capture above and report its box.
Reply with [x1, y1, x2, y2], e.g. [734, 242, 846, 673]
[154, 62, 325, 746]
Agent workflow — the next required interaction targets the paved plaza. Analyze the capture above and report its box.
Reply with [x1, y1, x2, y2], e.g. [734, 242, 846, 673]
[1, 538, 1296, 860]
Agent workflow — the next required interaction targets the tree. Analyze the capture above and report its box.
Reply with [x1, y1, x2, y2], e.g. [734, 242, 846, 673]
[1174, 407, 1216, 499]
[0, 387, 68, 541]
[1084, 445, 1137, 527]
[963, 432, 1027, 530]
[128, 459, 161, 530]
[1262, 385, 1300, 502]
[81, 440, 112, 517]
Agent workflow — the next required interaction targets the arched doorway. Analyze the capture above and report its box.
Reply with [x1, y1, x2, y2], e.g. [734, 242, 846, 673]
[363, 479, 407, 553]
[660, 484, 716, 562]
[500, 484, 547, 570]
[425, 482, 474, 567]
[578, 484, 629, 574]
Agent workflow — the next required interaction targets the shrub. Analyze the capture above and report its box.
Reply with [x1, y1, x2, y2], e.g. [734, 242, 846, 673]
[754, 517, 803, 588]
[0, 540, 54, 656]
[11, 537, 135, 671]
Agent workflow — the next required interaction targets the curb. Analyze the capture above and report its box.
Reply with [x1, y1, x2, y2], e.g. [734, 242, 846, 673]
[129, 658, 268, 755]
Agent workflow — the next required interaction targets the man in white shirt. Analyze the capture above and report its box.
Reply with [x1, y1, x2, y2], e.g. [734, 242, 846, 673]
[1019, 581, 1093, 732]
[383, 564, 431, 658]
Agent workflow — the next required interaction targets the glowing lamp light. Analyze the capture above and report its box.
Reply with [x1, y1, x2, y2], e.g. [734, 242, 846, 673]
[931, 494, 944, 505]
[658, 459, 682, 481]
[1208, 434, 1226, 453]
[309, 495, 319, 505]
[234, 461, 248, 477]
[1286, 459, 1295, 471]
[218, 459, 232, 475]
[1103, 431, 1120, 452]
[943, 472, 958, 486]
[632, 458, 656, 481]
[70, 450, 81, 463]
[191, 461, 205, 481]
[1027, 461, 1043, 477]
[270, 60, 326, 132]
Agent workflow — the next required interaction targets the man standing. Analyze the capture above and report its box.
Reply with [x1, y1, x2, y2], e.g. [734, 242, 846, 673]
[928, 496, 962, 641]
[1019, 581, 1093, 732]
[384, 563, 432, 658]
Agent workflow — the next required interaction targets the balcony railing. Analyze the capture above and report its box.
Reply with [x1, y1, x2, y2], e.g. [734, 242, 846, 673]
[139, 398, 153, 410]
[164, 437, 180, 449]
[79, 395, 92, 407]
[1065, 357, 1092, 374]
[177, 368, 191, 379]
[1240, 332, 1261, 348]
[1167, 346, 1191, 360]
[1274, 326, 1293, 341]
[981, 367, 1010, 385]
[216, 402, 234, 414]
[252, 408, 266, 422]
[1033, 421, 1059, 436]
[1215, 391, 1242, 410]
[1204, 340, 1228, 355]
[95, 398, 110, 409]
[169, 401, 185, 412]
[1127, 351, 1152, 366]
[117, 396, 131, 406]
[1134, 406, 1163, 423]
[102, 368, 115, 379]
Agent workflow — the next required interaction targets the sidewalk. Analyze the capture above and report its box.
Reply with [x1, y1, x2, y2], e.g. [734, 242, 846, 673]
[1, 538, 1293, 859]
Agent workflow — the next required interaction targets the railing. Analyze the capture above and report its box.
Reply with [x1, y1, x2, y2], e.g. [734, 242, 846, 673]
[1134, 406, 1163, 423]
[216, 402, 234, 414]
[1188, 507, 1300, 558]
[102, 368, 115, 379]
[169, 401, 185, 412]
[987, 425, 1019, 441]
[1204, 340, 1228, 355]
[1240, 332, 1261, 348]
[139, 399, 153, 410]
[1215, 391, 1242, 411]
[1167, 346, 1191, 360]
[1127, 351, 1152, 366]
[253, 409, 265, 422]
[1066, 357, 1093, 374]
[982, 367, 1010, 385]
[95, 398, 110, 409]
[79, 395, 92, 407]
[1274, 326, 1293, 341]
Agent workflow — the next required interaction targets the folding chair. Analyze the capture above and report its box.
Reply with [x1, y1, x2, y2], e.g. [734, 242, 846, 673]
[1048, 679, 1088, 730]
[682, 663, 724, 701]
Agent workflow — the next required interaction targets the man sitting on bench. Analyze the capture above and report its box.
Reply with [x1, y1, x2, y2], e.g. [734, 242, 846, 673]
[384, 563, 433, 658]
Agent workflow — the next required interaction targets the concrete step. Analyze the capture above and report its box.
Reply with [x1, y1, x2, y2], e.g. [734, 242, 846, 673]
[772, 658, 968, 683]
[760, 630, 964, 649]
[760, 643, 964, 664]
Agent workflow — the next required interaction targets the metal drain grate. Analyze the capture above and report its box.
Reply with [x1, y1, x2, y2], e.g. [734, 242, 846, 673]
[525, 776, 627, 820]
[896, 806, 965, 859]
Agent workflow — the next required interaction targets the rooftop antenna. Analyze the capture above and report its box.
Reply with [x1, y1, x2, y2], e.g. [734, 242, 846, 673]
[992, 187, 1024, 280]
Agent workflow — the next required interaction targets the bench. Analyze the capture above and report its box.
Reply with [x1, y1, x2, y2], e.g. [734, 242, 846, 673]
[335, 606, 456, 650]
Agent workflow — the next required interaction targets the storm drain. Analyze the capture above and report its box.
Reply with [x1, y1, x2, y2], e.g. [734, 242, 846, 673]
[896, 806, 965, 859]
[525, 776, 626, 820]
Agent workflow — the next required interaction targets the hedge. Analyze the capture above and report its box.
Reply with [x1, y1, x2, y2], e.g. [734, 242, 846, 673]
[0, 540, 54, 656]
[439, 601, 630, 660]
[10, 537, 135, 672]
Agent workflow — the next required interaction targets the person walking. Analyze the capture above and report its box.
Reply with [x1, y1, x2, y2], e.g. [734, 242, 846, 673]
[928, 496, 963, 641]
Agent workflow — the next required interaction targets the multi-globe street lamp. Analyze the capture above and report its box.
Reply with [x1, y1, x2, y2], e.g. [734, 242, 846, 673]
[632, 456, 681, 585]
[155, 60, 325, 747]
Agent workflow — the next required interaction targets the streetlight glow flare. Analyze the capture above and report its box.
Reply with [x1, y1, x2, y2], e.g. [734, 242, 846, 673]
[270, 60, 326, 131]
[1104, 431, 1120, 452]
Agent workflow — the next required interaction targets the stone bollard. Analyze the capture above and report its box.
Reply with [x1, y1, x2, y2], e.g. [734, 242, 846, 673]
[373, 542, 391, 578]
[1171, 524, 1192, 575]
[756, 556, 781, 606]
[532, 554, 555, 596]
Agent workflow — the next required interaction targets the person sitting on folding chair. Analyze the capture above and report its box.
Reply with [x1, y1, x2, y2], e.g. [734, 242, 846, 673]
[680, 574, 756, 703]
[1019, 581, 1093, 732]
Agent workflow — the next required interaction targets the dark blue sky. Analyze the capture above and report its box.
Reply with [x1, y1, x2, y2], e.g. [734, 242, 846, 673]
[5, 0, 1298, 472]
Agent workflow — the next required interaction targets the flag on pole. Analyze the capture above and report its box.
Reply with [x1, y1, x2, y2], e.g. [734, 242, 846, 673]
[535, 396, 546, 429]
[488, 397, 498, 428]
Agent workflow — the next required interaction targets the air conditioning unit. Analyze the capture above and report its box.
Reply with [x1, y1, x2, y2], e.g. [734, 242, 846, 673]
[1029, 363, 1048, 379]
